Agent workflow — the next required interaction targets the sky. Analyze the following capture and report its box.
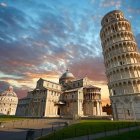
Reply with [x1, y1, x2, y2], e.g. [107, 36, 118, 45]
[0, 0, 140, 105]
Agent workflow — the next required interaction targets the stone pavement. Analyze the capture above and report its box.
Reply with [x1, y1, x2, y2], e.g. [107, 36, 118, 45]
[65, 126, 140, 140]
[0, 118, 70, 140]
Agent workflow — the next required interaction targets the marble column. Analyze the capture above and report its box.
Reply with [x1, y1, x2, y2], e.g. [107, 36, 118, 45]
[99, 101, 102, 115]
[131, 100, 136, 120]
[92, 101, 94, 115]
[123, 103, 126, 120]
[93, 101, 97, 115]
[97, 101, 100, 115]
[114, 103, 118, 120]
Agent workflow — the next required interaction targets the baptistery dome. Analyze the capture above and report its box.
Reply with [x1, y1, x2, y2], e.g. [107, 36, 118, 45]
[1, 86, 17, 97]
[59, 69, 75, 84]
[0, 86, 18, 115]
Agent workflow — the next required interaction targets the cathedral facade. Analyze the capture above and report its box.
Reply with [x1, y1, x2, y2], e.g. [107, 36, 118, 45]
[100, 10, 140, 120]
[16, 70, 102, 117]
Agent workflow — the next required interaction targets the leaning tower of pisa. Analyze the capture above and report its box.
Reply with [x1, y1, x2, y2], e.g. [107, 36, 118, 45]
[100, 10, 140, 120]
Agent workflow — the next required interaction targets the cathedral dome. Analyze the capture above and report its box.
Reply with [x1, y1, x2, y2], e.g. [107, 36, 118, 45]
[0, 86, 17, 97]
[59, 69, 75, 84]
[60, 69, 75, 79]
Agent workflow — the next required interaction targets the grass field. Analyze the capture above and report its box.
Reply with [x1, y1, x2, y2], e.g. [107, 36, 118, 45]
[97, 129, 140, 140]
[38, 120, 140, 140]
[0, 115, 30, 122]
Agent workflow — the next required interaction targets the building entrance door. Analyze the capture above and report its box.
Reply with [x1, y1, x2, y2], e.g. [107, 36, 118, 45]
[7, 108, 11, 115]
[57, 108, 60, 115]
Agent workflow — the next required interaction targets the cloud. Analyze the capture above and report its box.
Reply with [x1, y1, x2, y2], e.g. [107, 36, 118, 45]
[127, 7, 140, 14]
[136, 33, 140, 49]
[0, 0, 122, 100]
[0, 81, 10, 92]
[0, 6, 29, 34]
[0, 6, 46, 78]
[69, 56, 106, 82]
[0, 41, 45, 76]
[14, 86, 29, 99]
[0, 1, 103, 82]
[0, 80, 29, 98]
[0, 2, 7, 7]
[100, 0, 122, 9]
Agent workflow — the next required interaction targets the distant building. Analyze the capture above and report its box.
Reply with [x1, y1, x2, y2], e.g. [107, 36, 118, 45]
[16, 70, 103, 118]
[0, 86, 18, 115]
[100, 10, 140, 120]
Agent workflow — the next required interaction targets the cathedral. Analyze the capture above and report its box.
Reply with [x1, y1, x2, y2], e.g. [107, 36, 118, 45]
[16, 70, 102, 118]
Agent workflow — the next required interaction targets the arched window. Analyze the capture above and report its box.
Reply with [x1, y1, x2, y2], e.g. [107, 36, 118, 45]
[127, 109, 130, 116]
[113, 90, 116, 95]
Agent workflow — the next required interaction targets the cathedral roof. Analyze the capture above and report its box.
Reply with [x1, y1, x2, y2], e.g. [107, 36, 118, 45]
[84, 85, 101, 89]
[60, 69, 75, 79]
[64, 87, 83, 92]
[0, 86, 17, 97]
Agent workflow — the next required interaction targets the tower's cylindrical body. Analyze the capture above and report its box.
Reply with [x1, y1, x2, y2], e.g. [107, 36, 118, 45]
[100, 10, 140, 120]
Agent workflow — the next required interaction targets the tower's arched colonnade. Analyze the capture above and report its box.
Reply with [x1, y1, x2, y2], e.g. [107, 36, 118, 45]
[100, 10, 140, 120]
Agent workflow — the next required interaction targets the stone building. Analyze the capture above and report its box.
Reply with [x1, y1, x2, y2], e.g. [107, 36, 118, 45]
[16, 70, 102, 117]
[100, 10, 140, 120]
[0, 86, 18, 115]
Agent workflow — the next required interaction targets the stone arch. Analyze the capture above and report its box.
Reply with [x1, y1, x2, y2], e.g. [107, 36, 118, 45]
[118, 22, 121, 28]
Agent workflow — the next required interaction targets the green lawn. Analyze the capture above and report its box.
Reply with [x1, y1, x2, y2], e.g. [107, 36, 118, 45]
[0, 115, 31, 122]
[97, 129, 140, 140]
[38, 120, 140, 140]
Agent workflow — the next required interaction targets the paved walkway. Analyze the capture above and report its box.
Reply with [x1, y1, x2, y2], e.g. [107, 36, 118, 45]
[0, 118, 70, 140]
[65, 126, 140, 140]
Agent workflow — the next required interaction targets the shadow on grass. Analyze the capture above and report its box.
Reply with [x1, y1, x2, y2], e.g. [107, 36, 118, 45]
[97, 129, 140, 140]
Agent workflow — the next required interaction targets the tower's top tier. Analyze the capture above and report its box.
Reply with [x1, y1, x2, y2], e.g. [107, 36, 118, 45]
[101, 10, 124, 26]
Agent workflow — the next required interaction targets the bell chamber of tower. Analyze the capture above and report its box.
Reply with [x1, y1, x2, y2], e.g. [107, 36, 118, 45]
[100, 10, 140, 120]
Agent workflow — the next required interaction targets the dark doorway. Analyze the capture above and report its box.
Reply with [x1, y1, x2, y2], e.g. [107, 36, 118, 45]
[7, 108, 11, 115]
[57, 108, 60, 115]
[7, 111, 10, 115]
[127, 109, 130, 116]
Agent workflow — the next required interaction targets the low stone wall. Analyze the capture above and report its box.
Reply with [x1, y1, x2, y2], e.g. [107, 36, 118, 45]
[81, 115, 113, 120]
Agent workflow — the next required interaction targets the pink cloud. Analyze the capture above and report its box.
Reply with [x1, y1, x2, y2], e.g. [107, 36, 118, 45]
[69, 56, 107, 82]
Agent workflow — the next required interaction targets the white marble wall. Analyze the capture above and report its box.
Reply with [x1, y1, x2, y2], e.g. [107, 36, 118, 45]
[111, 94, 140, 120]
[0, 96, 18, 115]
